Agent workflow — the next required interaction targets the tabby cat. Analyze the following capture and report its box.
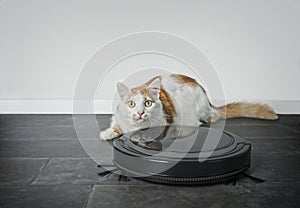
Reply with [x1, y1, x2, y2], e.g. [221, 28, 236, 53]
[100, 74, 277, 140]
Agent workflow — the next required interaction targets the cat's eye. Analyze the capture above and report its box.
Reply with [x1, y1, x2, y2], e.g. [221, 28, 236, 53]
[144, 100, 153, 107]
[128, 101, 136, 108]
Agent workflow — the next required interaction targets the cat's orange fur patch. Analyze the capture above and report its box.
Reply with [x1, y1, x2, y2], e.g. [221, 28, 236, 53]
[210, 102, 278, 122]
[131, 76, 160, 96]
[172, 74, 207, 93]
[159, 87, 176, 124]
[112, 124, 122, 136]
[162, 125, 170, 137]
[130, 76, 176, 124]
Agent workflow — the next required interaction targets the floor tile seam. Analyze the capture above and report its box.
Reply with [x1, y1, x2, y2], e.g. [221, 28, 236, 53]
[29, 158, 51, 185]
[0, 157, 50, 160]
[244, 137, 300, 140]
[279, 124, 300, 135]
[243, 136, 300, 139]
[0, 139, 80, 141]
[83, 185, 94, 208]
[0, 157, 92, 159]
[223, 123, 283, 127]
[0, 184, 94, 188]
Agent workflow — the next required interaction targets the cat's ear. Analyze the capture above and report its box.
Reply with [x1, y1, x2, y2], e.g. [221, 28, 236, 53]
[116, 82, 130, 100]
[147, 77, 161, 99]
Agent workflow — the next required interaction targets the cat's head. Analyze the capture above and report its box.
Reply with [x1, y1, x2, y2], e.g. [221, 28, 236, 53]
[116, 77, 162, 125]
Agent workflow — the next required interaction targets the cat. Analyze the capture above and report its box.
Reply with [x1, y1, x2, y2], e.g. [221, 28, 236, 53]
[100, 73, 277, 141]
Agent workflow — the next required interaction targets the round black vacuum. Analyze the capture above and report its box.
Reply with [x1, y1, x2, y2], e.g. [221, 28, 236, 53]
[113, 126, 251, 185]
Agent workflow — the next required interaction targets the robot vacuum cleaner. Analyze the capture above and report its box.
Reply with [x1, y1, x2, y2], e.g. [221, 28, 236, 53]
[113, 126, 251, 185]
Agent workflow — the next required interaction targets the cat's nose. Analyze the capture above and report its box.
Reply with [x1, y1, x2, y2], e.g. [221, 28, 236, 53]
[137, 111, 144, 116]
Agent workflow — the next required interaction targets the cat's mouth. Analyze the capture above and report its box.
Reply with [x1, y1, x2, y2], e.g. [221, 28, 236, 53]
[134, 118, 146, 123]
[132, 114, 148, 123]
[132, 116, 148, 124]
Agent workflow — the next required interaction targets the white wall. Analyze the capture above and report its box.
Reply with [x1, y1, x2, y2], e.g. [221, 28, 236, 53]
[0, 0, 299, 113]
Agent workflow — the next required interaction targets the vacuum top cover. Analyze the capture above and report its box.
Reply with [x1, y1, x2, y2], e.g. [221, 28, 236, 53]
[113, 126, 251, 185]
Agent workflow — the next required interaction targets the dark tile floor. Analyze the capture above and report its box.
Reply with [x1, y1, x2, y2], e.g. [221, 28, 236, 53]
[0, 114, 299, 208]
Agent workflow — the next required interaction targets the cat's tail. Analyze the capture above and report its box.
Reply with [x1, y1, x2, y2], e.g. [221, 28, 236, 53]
[210, 102, 278, 122]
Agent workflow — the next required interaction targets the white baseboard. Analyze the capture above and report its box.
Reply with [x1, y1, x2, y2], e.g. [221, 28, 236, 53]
[0, 99, 299, 114]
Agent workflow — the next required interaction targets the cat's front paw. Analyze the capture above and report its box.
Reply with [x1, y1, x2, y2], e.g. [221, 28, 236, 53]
[99, 128, 118, 141]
